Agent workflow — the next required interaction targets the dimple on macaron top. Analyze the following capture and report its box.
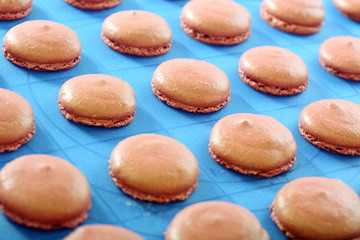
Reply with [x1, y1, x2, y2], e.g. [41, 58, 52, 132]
[261, 0, 325, 26]
[181, 0, 251, 37]
[3, 20, 81, 64]
[299, 99, 360, 148]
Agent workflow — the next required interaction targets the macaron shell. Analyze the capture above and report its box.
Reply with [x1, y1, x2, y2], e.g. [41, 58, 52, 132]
[0, 0, 32, 20]
[239, 46, 308, 91]
[165, 201, 269, 240]
[3, 20, 81, 68]
[209, 113, 296, 177]
[261, 0, 324, 26]
[334, 0, 360, 22]
[0, 154, 91, 229]
[58, 74, 136, 127]
[181, 0, 251, 38]
[299, 99, 360, 150]
[64, 224, 144, 240]
[271, 177, 360, 239]
[152, 58, 231, 112]
[0, 88, 35, 152]
[319, 36, 360, 78]
[64, 0, 122, 10]
[102, 10, 172, 49]
[109, 134, 199, 203]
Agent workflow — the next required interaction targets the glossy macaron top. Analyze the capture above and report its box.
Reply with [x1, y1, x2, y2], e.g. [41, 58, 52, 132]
[109, 134, 199, 202]
[0, 0, 32, 16]
[319, 36, 360, 75]
[239, 46, 308, 88]
[181, 0, 251, 37]
[64, 224, 144, 240]
[165, 201, 269, 240]
[0, 88, 34, 147]
[271, 177, 360, 239]
[58, 74, 136, 121]
[209, 113, 296, 175]
[152, 58, 230, 110]
[261, 0, 325, 26]
[299, 99, 360, 148]
[0, 154, 91, 229]
[334, 0, 360, 21]
[102, 10, 172, 48]
[3, 20, 81, 64]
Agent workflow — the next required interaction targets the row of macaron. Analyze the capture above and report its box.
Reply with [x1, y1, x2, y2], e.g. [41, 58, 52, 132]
[0, 152, 359, 239]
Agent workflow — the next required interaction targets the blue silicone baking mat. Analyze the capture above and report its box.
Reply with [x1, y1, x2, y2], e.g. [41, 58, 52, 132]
[1, 0, 359, 239]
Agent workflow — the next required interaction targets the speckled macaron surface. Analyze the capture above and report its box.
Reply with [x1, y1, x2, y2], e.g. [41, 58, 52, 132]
[2, 20, 81, 71]
[0, 88, 35, 153]
[58, 74, 136, 128]
[152, 58, 231, 113]
[319, 36, 360, 81]
[64, 0, 122, 10]
[0, 154, 91, 230]
[299, 99, 360, 155]
[180, 0, 251, 45]
[270, 177, 360, 240]
[239, 46, 308, 95]
[102, 10, 172, 56]
[109, 134, 199, 203]
[260, 0, 325, 34]
[0, 0, 32, 20]
[64, 224, 144, 240]
[165, 201, 269, 240]
[209, 113, 297, 177]
[334, 0, 360, 22]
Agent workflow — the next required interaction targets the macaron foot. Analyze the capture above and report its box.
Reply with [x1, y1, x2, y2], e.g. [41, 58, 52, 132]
[260, 5, 322, 35]
[208, 145, 296, 177]
[109, 166, 198, 203]
[64, 0, 122, 10]
[0, 7, 32, 20]
[180, 20, 250, 46]
[101, 34, 171, 57]
[3, 46, 81, 71]
[319, 58, 360, 81]
[59, 104, 135, 128]
[239, 69, 308, 96]
[152, 83, 230, 113]
[298, 123, 360, 155]
[0, 125, 35, 153]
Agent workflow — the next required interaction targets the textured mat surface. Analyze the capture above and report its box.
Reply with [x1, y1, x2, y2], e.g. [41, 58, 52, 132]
[0, 0, 359, 239]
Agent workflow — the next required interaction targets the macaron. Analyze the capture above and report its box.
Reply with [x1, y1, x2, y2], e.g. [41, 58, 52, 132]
[180, 0, 251, 45]
[0, 88, 35, 153]
[239, 46, 308, 96]
[299, 99, 360, 156]
[260, 0, 325, 35]
[209, 113, 297, 177]
[109, 134, 199, 203]
[0, 0, 32, 20]
[64, 0, 122, 10]
[165, 201, 269, 240]
[151, 58, 231, 113]
[334, 0, 360, 22]
[0, 154, 91, 229]
[2, 20, 81, 71]
[319, 36, 360, 81]
[58, 74, 136, 128]
[102, 10, 172, 57]
[270, 177, 360, 239]
[64, 224, 144, 240]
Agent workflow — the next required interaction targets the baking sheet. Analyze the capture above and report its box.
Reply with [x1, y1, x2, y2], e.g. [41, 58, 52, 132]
[1, 0, 360, 239]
